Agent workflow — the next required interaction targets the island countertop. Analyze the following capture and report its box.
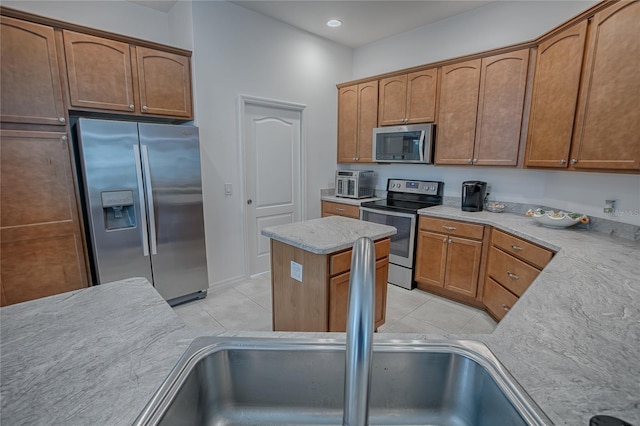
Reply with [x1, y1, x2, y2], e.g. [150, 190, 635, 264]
[261, 216, 397, 254]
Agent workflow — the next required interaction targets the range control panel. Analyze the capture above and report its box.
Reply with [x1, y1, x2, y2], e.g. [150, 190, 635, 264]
[387, 179, 442, 195]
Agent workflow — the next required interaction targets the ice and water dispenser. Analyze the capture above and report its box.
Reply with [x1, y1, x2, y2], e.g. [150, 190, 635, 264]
[101, 190, 136, 230]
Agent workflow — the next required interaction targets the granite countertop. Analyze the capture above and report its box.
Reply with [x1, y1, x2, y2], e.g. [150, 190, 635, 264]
[417, 205, 640, 425]
[2, 211, 638, 425]
[321, 194, 384, 206]
[261, 215, 397, 254]
[0, 278, 200, 426]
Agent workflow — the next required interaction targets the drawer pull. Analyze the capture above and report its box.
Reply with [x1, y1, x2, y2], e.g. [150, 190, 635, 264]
[510, 244, 524, 251]
[336, 208, 345, 211]
[442, 225, 457, 231]
[506, 271, 519, 280]
[502, 304, 511, 312]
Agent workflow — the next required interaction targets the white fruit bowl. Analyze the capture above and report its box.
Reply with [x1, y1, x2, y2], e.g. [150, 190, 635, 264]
[526, 208, 589, 229]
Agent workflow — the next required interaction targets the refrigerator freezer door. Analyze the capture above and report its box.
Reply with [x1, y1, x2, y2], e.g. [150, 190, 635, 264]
[77, 119, 154, 285]
[138, 123, 208, 301]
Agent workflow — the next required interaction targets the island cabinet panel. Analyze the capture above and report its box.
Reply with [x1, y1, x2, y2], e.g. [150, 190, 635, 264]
[321, 200, 360, 219]
[377, 69, 437, 126]
[0, 16, 66, 126]
[270, 237, 390, 332]
[525, 21, 588, 168]
[135, 46, 192, 118]
[570, 0, 640, 171]
[435, 59, 481, 165]
[0, 130, 88, 306]
[63, 30, 136, 113]
[337, 81, 378, 163]
[414, 217, 486, 302]
[473, 49, 529, 166]
[271, 240, 329, 332]
[483, 228, 554, 321]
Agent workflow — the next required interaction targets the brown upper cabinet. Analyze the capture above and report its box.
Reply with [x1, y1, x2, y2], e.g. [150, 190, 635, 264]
[435, 49, 529, 166]
[0, 16, 66, 126]
[378, 68, 437, 126]
[63, 30, 193, 119]
[527, 1, 639, 172]
[337, 81, 378, 163]
[63, 30, 136, 113]
[525, 21, 589, 168]
[435, 59, 481, 165]
[135, 47, 192, 118]
[570, 0, 640, 171]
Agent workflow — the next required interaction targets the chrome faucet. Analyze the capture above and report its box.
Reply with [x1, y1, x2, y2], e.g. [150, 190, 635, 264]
[342, 237, 376, 426]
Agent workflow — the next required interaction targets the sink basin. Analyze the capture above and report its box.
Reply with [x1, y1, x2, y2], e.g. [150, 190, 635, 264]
[135, 338, 550, 426]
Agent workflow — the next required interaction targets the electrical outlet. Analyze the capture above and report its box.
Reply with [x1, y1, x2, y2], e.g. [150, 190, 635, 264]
[290, 261, 303, 282]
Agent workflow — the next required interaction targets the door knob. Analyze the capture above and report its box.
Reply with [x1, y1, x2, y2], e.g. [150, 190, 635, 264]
[247, 199, 253, 205]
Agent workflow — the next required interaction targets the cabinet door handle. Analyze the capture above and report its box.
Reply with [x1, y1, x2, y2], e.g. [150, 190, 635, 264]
[442, 237, 448, 243]
[448, 239, 452, 244]
[58, 117, 66, 123]
[502, 304, 511, 312]
[472, 158, 478, 163]
[510, 244, 524, 251]
[570, 159, 578, 165]
[559, 159, 567, 164]
[467, 158, 473, 164]
[142, 105, 149, 112]
[442, 225, 457, 231]
[507, 271, 519, 280]
[129, 104, 135, 110]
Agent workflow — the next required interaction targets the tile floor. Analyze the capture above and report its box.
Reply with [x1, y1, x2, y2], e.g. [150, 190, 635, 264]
[173, 273, 497, 335]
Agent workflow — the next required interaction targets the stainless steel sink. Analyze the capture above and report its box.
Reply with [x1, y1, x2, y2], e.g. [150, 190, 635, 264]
[135, 338, 550, 426]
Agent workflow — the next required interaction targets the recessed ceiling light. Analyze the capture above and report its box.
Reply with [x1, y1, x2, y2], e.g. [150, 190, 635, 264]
[326, 19, 342, 28]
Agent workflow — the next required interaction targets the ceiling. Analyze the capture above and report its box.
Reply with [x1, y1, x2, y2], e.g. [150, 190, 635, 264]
[128, 1, 494, 48]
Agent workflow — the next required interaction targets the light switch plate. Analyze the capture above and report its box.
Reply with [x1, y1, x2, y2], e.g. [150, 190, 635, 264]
[224, 183, 232, 196]
[290, 261, 303, 282]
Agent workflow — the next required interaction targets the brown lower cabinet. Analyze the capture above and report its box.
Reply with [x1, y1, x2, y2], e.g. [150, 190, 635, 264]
[482, 229, 554, 321]
[414, 216, 556, 322]
[0, 130, 88, 306]
[271, 237, 390, 332]
[414, 217, 486, 302]
[321, 200, 360, 219]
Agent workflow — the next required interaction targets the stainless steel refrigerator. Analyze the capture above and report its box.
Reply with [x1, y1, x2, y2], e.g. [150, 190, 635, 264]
[76, 118, 208, 305]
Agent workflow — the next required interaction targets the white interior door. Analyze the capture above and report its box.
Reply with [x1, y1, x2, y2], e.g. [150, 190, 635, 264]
[243, 101, 302, 275]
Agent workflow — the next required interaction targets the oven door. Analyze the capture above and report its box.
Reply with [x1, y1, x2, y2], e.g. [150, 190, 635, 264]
[359, 207, 416, 268]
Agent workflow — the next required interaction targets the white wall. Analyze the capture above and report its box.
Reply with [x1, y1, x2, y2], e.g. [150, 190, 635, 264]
[190, 1, 352, 285]
[353, 1, 599, 78]
[349, 0, 640, 227]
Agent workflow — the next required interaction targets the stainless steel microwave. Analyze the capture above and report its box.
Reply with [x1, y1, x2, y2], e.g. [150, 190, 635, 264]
[372, 123, 435, 163]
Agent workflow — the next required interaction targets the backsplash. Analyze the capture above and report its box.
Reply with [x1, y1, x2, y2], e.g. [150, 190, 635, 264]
[442, 196, 640, 242]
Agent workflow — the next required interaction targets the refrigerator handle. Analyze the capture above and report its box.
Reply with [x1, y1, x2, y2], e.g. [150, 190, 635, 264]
[133, 145, 150, 257]
[141, 145, 158, 255]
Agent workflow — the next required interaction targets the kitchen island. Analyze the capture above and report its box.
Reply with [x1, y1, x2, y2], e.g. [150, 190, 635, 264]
[1, 211, 638, 425]
[261, 216, 396, 331]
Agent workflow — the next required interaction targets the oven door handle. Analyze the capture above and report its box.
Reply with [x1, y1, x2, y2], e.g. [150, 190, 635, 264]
[359, 207, 417, 220]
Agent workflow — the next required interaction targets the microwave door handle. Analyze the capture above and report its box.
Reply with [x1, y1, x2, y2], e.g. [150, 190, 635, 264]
[418, 131, 426, 162]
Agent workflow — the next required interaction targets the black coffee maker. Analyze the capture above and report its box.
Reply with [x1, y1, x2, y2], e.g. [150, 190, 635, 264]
[461, 181, 487, 212]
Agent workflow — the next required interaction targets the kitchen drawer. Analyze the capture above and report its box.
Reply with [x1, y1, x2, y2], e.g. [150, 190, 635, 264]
[321, 201, 360, 219]
[419, 216, 484, 240]
[487, 246, 540, 297]
[483, 277, 518, 321]
[330, 238, 390, 277]
[491, 229, 553, 269]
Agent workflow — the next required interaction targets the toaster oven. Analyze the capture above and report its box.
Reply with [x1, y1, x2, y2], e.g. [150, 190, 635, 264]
[335, 170, 375, 199]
